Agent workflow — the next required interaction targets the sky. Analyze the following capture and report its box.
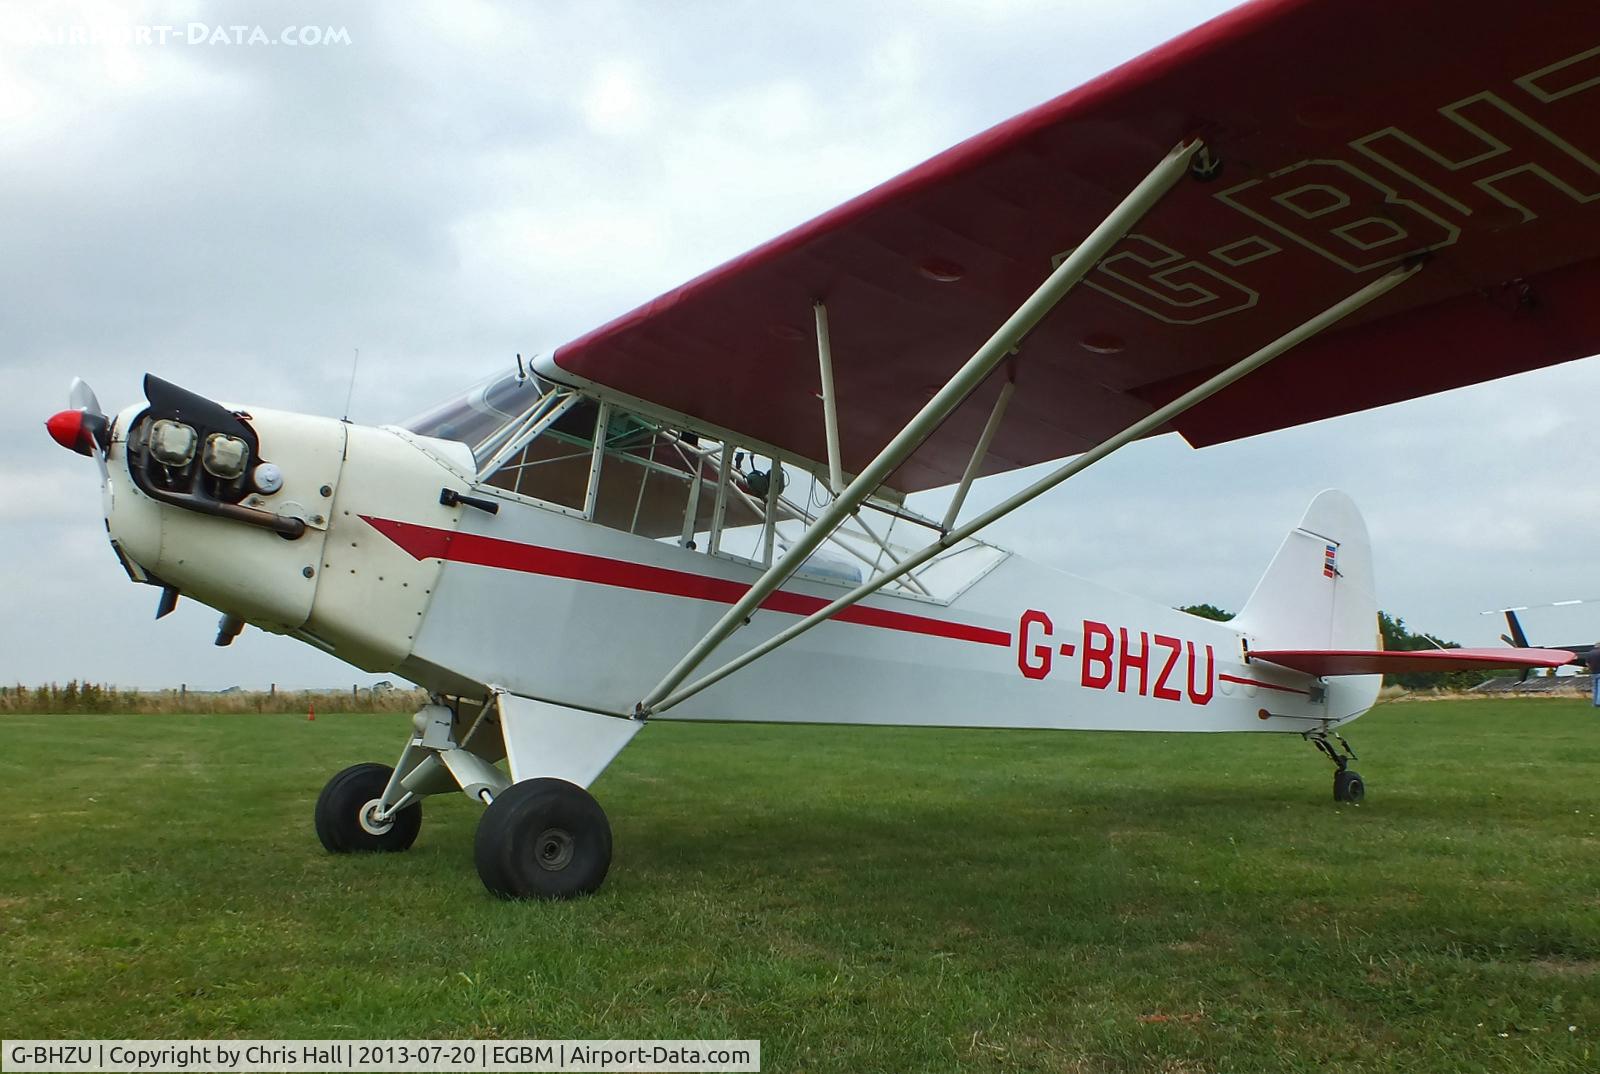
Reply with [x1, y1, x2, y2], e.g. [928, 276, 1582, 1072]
[3, 0, 1598, 690]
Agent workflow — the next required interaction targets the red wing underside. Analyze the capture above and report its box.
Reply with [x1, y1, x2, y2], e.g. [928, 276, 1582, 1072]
[549, 0, 1600, 492]
[1249, 648, 1576, 677]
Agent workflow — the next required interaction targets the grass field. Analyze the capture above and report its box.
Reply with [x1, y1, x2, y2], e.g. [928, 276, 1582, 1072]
[2, 701, 1598, 1072]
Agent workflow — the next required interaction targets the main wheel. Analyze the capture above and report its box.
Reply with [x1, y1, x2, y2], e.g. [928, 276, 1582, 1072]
[474, 778, 612, 900]
[1333, 768, 1366, 804]
[315, 762, 422, 853]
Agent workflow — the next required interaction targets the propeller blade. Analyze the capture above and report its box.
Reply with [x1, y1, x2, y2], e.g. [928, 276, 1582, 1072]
[90, 430, 109, 485]
[58, 377, 110, 484]
[69, 376, 103, 417]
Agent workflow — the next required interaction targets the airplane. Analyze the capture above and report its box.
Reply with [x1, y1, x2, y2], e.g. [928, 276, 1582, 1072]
[1485, 603, 1598, 681]
[43, 0, 1599, 899]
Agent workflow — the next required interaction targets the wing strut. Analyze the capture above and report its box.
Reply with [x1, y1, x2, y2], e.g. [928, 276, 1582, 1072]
[634, 139, 1204, 714]
[941, 376, 1016, 532]
[814, 301, 845, 495]
[641, 258, 1421, 716]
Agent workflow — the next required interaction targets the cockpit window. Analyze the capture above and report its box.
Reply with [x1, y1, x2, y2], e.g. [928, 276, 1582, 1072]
[484, 398, 600, 511]
[421, 369, 1006, 600]
[588, 416, 710, 539]
[402, 368, 548, 465]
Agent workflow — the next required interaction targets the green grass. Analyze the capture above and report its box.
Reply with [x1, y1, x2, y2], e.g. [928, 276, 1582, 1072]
[1, 702, 1598, 1072]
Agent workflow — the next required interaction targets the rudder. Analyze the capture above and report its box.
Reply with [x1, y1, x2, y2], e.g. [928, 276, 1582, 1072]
[1233, 489, 1379, 654]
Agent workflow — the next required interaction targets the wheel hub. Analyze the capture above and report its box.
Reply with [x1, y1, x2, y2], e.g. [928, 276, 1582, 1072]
[358, 798, 395, 836]
[534, 827, 575, 871]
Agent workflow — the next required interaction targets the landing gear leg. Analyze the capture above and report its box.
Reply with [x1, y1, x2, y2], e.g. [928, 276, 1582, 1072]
[1307, 729, 1365, 804]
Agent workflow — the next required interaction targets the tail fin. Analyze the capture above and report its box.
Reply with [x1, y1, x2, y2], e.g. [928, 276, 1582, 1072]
[1501, 610, 1530, 649]
[1233, 490, 1378, 653]
[1501, 610, 1535, 683]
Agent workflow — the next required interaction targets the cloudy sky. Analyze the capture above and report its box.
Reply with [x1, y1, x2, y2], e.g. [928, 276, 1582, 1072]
[4, 0, 1599, 690]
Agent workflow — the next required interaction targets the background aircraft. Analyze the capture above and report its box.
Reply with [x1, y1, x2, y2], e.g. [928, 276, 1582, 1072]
[1488, 601, 1598, 680]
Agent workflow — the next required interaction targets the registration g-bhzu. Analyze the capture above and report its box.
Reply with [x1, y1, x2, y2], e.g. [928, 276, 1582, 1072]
[44, 0, 1594, 899]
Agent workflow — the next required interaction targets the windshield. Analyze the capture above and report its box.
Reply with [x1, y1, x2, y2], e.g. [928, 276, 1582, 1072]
[402, 367, 549, 463]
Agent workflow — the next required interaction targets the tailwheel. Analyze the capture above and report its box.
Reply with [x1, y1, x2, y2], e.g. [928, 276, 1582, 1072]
[1308, 729, 1365, 805]
[315, 762, 422, 853]
[1333, 767, 1366, 804]
[474, 778, 612, 900]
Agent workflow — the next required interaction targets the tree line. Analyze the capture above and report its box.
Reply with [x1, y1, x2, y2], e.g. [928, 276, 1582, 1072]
[0, 682, 426, 715]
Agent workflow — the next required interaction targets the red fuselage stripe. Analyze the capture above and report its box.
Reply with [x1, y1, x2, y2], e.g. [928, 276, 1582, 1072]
[1218, 673, 1309, 696]
[361, 516, 1012, 648]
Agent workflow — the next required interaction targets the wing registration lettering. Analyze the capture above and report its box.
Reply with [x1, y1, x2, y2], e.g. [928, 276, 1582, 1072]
[1516, 43, 1600, 104]
[1060, 235, 1259, 325]
[1215, 159, 1459, 273]
[1353, 91, 1600, 223]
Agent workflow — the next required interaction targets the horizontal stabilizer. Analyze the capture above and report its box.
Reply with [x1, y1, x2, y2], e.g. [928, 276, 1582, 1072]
[1250, 648, 1575, 677]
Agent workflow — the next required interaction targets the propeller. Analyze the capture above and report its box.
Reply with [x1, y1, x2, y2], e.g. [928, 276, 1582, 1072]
[46, 377, 110, 484]
[68, 376, 102, 415]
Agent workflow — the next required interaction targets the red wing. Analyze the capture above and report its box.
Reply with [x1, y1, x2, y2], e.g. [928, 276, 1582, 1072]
[1249, 648, 1576, 677]
[546, 0, 1600, 492]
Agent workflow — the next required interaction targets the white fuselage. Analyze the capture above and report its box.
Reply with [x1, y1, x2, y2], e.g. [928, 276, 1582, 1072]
[101, 403, 1373, 734]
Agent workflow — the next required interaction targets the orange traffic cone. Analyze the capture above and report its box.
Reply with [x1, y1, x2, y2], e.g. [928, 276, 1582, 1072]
[307, 701, 315, 722]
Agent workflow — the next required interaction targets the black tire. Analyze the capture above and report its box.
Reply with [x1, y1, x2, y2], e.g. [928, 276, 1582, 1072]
[1333, 768, 1366, 804]
[315, 762, 422, 853]
[474, 778, 612, 900]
